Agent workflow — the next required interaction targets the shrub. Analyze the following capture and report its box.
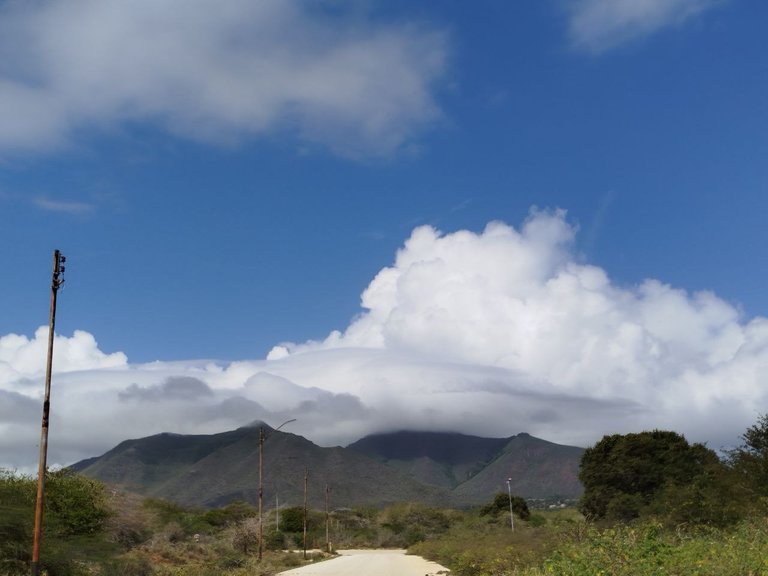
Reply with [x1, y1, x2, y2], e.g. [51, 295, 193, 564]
[480, 492, 531, 521]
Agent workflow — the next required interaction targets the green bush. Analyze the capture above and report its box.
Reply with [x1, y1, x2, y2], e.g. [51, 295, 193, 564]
[526, 520, 768, 576]
[0, 469, 116, 575]
[46, 468, 112, 535]
[480, 492, 531, 521]
[380, 503, 454, 546]
[101, 554, 155, 576]
[578, 430, 734, 524]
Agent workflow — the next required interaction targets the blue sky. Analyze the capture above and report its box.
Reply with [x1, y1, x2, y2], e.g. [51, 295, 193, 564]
[1, 0, 767, 469]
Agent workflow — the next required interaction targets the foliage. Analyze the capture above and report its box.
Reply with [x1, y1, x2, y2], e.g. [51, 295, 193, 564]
[45, 468, 112, 535]
[101, 553, 154, 576]
[0, 470, 34, 575]
[380, 503, 455, 547]
[414, 509, 768, 576]
[202, 501, 256, 527]
[578, 430, 731, 523]
[325, 507, 379, 548]
[520, 519, 768, 576]
[411, 509, 573, 575]
[727, 412, 768, 501]
[0, 468, 118, 575]
[480, 492, 531, 521]
[278, 506, 306, 534]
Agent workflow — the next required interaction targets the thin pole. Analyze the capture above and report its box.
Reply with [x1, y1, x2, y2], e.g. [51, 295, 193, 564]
[303, 468, 308, 560]
[258, 427, 264, 560]
[506, 478, 515, 532]
[257, 419, 295, 561]
[31, 250, 65, 576]
[325, 484, 330, 553]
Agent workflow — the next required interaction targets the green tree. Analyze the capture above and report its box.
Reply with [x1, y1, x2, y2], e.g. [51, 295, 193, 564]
[280, 506, 306, 533]
[728, 413, 768, 499]
[479, 492, 531, 521]
[578, 430, 727, 522]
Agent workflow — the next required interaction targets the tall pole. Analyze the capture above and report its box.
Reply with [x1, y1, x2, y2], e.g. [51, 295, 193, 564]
[257, 419, 295, 561]
[303, 468, 308, 560]
[31, 250, 66, 576]
[506, 477, 515, 532]
[258, 427, 265, 560]
[325, 484, 330, 553]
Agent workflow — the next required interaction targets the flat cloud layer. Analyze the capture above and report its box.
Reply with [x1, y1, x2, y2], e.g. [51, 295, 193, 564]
[2, 210, 765, 471]
[0, 0, 446, 157]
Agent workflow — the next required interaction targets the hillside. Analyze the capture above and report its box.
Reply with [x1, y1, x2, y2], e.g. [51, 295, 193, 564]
[450, 433, 584, 502]
[73, 423, 449, 509]
[348, 430, 584, 502]
[347, 430, 509, 488]
[73, 425, 584, 508]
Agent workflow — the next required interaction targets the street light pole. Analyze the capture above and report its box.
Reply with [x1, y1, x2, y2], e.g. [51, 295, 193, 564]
[258, 427, 265, 560]
[258, 419, 296, 561]
[303, 467, 309, 560]
[506, 477, 515, 532]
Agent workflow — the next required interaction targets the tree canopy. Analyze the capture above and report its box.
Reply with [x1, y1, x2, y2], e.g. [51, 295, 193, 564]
[727, 413, 768, 499]
[479, 492, 530, 521]
[578, 430, 728, 523]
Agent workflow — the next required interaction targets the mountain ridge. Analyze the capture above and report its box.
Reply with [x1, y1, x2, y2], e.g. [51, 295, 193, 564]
[73, 425, 584, 508]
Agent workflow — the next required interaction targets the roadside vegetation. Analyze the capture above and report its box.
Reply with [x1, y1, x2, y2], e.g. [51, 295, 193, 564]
[2, 414, 767, 575]
[413, 414, 768, 575]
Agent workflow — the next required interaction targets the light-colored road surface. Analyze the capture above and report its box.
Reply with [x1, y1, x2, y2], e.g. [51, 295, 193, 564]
[276, 549, 450, 576]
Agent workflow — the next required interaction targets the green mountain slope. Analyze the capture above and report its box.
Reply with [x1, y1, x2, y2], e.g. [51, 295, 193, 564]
[73, 424, 450, 509]
[348, 430, 584, 501]
[451, 433, 584, 502]
[347, 430, 509, 488]
[73, 426, 583, 508]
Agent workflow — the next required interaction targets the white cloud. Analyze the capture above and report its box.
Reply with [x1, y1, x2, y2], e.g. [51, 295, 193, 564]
[0, 327, 126, 383]
[568, 0, 723, 53]
[32, 197, 95, 214]
[0, 0, 447, 158]
[2, 209, 765, 471]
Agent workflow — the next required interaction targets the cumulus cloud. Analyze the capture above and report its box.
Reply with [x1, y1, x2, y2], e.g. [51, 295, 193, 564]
[568, 0, 723, 53]
[2, 209, 766, 471]
[0, 327, 126, 383]
[0, 0, 447, 158]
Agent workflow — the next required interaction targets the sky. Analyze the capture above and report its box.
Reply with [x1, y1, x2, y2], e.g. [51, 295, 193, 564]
[1, 0, 767, 471]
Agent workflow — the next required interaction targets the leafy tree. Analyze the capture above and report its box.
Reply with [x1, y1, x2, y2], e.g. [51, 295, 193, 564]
[479, 492, 530, 521]
[578, 430, 727, 522]
[203, 500, 256, 527]
[727, 413, 768, 499]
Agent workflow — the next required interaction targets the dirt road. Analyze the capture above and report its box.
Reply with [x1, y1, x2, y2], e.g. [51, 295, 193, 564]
[276, 549, 450, 576]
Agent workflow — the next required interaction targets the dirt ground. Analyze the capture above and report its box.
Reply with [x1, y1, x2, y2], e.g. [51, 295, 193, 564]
[276, 549, 450, 576]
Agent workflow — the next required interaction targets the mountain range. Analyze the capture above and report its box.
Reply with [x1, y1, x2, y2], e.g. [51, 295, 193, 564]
[72, 424, 584, 509]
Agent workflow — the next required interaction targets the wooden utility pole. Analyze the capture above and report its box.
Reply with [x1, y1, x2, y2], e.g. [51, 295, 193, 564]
[31, 250, 66, 576]
[257, 419, 295, 561]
